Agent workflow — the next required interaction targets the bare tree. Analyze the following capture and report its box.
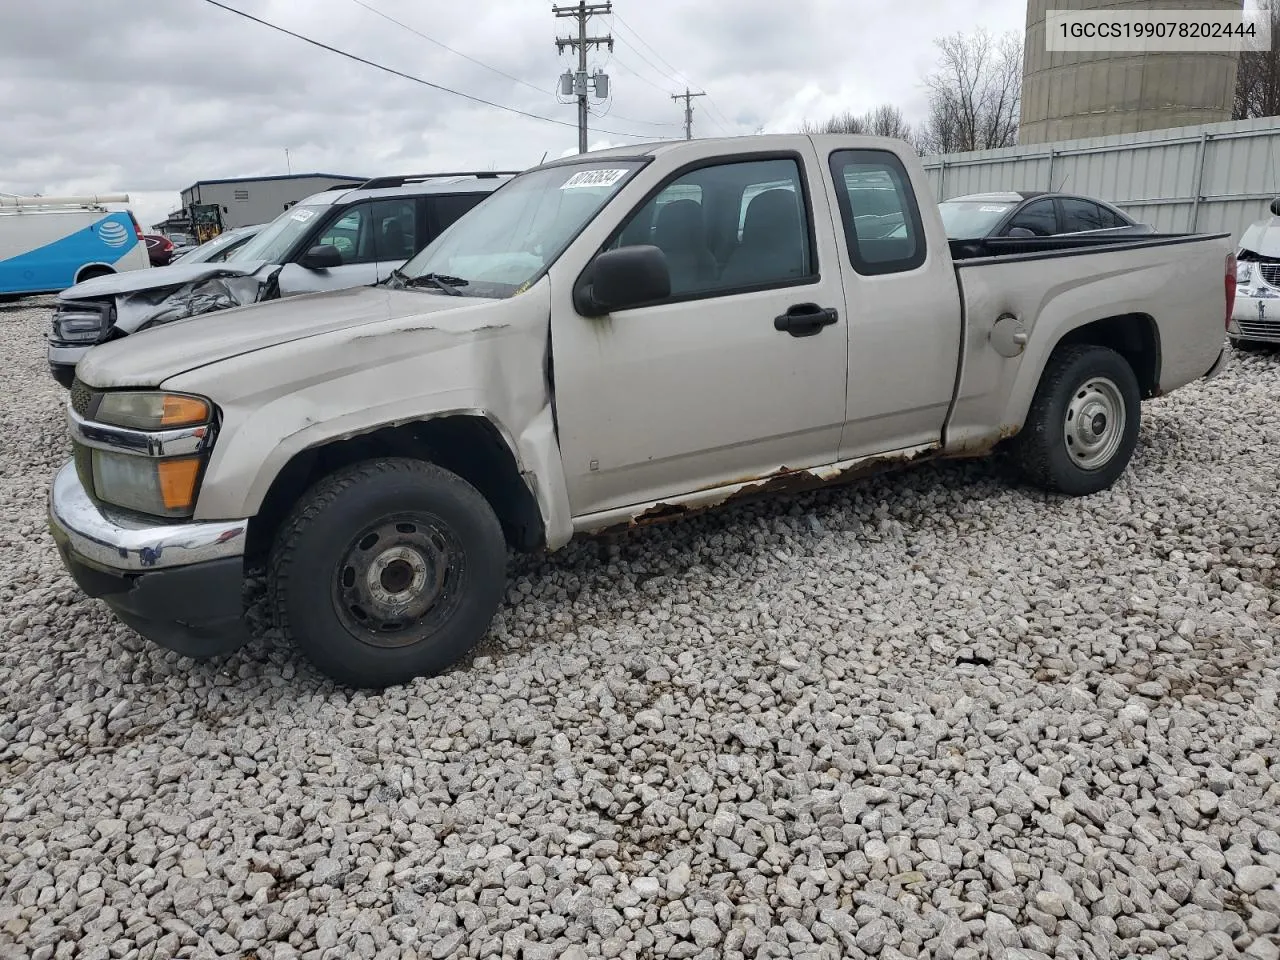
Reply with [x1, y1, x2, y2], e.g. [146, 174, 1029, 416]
[864, 104, 913, 139]
[1234, 0, 1280, 119]
[918, 29, 1022, 154]
[799, 110, 868, 135]
[798, 104, 916, 142]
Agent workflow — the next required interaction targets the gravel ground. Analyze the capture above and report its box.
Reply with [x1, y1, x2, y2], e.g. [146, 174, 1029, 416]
[1, 295, 1279, 960]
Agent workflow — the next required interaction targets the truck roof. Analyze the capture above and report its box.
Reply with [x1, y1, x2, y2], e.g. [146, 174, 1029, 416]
[528, 133, 930, 171]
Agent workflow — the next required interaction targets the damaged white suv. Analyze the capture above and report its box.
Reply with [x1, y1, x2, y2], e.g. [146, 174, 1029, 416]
[46, 172, 514, 387]
[1229, 197, 1280, 349]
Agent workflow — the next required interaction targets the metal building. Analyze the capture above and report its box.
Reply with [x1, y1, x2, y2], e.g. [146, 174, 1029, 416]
[1019, 0, 1242, 145]
[178, 173, 367, 230]
[921, 114, 1280, 244]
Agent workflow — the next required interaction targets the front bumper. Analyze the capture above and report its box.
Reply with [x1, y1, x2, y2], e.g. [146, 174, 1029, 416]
[47, 343, 89, 389]
[47, 461, 252, 658]
[1229, 291, 1280, 344]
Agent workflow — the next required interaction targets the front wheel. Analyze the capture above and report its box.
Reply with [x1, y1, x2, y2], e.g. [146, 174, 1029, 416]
[1015, 344, 1141, 496]
[269, 458, 508, 688]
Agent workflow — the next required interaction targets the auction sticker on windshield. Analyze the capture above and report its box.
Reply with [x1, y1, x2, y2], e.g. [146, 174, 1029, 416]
[290, 209, 316, 222]
[562, 169, 629, 189]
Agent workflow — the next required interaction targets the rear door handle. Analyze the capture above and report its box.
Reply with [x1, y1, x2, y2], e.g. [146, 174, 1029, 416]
[774, 303, 839, 338]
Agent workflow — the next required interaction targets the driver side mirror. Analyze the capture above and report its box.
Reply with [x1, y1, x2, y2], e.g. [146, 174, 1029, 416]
[1005, 226, 1036, 239]
[575, 245, 671, 317]
[1271, 197, 1280, 217]
[300, 244, 344, 270]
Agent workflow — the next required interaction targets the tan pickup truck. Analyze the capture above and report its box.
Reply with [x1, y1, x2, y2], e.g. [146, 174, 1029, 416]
[49, 135, 1235, 688]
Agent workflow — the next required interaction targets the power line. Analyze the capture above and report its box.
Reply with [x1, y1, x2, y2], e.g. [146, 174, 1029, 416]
[348, 0, 547, 97]
[612, 34, 680, 94]
[612, 12, 692, 89]
[611, 13, 732, 135]
[200, 0, 650, 140]
[611, 56, 678, 96]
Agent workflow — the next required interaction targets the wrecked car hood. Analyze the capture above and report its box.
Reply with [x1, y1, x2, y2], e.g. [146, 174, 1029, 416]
[59, 260, 280, 336]
[59, 260, 271, 301]
[1239, 217, 1280, 258]
[76, 285, 500, 388]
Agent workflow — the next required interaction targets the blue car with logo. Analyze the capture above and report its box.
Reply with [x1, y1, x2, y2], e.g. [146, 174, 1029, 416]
[0, 194, 150, 299]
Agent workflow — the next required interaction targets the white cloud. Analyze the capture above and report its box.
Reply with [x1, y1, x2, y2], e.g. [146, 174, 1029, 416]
[0, 0, 1027, 232]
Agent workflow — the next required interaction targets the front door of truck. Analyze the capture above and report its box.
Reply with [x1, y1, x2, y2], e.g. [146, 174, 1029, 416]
[551, 148, 851, 519]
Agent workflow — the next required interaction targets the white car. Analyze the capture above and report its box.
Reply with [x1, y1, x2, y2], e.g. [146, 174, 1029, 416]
[46, 172, 517, 387]
[1229, 198, 1280, 348]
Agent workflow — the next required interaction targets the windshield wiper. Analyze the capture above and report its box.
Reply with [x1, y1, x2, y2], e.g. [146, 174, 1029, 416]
[406, 273, 469, 296]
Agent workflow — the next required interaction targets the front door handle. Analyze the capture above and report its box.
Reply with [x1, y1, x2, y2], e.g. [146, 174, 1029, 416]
[774, 303, 839, 338]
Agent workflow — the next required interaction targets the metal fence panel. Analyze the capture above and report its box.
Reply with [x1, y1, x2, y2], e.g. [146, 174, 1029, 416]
[920, 116, 1280, 244]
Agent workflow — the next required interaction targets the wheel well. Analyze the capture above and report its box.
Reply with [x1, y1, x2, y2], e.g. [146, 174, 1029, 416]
[246, 417, 545, 561]
[75, 264, 115, 284]
[1054, 313, 1161, 398]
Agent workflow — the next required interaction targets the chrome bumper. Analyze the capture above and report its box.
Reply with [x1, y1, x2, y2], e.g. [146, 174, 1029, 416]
[48, 461, 247, 572]
[47, 343, 91, 366]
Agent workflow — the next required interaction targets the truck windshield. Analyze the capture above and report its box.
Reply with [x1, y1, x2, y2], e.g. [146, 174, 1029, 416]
[395, 162, 643, 298]
[235, 205, 328, 264]
[938, 200, 1016, 239]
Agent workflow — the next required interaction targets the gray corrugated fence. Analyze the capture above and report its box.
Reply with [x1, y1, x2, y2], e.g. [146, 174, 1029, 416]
[919, 115, 1280, 244]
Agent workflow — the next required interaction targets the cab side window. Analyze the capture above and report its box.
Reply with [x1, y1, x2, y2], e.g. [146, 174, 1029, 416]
[828, 149, 926, 275]
[1003, 199, 1058, 237]
[371, 199, 417, 262]
[611, 157, 814, 299]
[315, 202, 376, 264]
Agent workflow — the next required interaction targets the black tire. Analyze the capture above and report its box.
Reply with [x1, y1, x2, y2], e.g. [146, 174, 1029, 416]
[76, 267, 113, 284]
[268, 458, 507, 689]
[1015, 344, 1141, 496]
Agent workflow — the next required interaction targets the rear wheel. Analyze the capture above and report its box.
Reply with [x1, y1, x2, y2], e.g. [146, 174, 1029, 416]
[269, 458, 507, 688]
[76, 267, 113, 284]
[1015, 344, 1141, 496]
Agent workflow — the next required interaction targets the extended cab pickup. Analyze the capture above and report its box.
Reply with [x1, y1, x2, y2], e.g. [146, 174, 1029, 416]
[48, 135, 1235, 688]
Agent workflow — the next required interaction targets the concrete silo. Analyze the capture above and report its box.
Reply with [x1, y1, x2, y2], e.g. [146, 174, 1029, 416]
[1019, 0, 1243, 144]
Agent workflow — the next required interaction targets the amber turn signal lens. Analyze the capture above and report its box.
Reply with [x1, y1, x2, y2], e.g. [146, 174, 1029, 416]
[157, 458, 202, 511]
[161, 395, 211, 427]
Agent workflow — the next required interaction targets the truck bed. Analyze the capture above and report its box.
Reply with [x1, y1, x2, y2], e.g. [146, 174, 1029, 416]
[948, 232, 1225, 261]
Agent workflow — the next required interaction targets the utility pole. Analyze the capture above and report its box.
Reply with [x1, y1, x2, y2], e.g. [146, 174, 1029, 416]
[554, 1, 613, 153]
[671, 87, 706, 140]
[284, 148, 291, 175]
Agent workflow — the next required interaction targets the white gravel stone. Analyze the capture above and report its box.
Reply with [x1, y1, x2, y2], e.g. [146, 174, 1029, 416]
[1, 302, 1278, 960]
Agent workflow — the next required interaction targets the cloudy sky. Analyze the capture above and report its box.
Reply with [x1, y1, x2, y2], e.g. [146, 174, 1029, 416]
[0, 0, 1025, 230]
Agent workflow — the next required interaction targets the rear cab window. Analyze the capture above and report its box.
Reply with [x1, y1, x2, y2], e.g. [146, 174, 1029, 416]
[828, 149, 927, 275]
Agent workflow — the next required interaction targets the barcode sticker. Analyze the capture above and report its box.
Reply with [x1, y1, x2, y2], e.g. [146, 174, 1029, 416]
[561, 169, 629, 189]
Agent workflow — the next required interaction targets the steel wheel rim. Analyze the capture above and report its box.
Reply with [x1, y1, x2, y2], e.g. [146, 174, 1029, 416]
[332, 512, 466, 649]
[1064, 376, 1125, 470]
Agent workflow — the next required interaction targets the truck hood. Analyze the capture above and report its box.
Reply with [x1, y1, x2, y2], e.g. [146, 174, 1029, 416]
[1239, 217, 1280, 258]
[75, 285, 499, 388]
[58, 260, 272, 300]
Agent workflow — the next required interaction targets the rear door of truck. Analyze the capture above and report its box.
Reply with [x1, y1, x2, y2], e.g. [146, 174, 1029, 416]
[812, 138, 966, 461]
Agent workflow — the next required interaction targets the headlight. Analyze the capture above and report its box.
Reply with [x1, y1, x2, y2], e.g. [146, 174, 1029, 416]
[1236, 261, 1254, 284]
[96, 392, 211, 430]
[92, 451, 203, 517]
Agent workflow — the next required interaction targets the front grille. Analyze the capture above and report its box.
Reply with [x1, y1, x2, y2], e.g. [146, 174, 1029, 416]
[1259, 263, 1280, 288]
[1235, 318, 1280, 342]
[69, 378, 95, 418]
